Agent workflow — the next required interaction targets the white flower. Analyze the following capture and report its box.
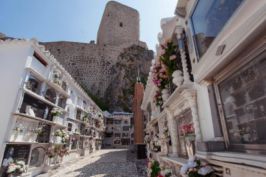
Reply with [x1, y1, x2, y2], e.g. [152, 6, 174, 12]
[198, 166, 214, 175]
[180, 164, 189, 174]
[7, 164, 17, 173]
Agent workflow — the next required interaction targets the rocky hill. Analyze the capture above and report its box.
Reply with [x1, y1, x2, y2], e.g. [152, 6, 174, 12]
[43, 41, 153, 112]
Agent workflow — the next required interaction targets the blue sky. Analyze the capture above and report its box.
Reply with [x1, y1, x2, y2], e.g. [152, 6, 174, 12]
[0, 0, 177, 50]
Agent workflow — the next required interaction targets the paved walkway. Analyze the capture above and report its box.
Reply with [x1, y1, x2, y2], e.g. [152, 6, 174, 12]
[49, 149, 146, 177]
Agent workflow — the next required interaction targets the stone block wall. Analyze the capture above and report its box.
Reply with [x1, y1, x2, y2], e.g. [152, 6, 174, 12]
[97, 1, 139, 46]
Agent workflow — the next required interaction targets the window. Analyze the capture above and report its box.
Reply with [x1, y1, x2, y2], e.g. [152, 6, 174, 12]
[123, 126, 130, 131]
[58, 95, 67, 109]
[191, 0, 243, 58]
[119, 22, 123, 27]
[67, 123, 72, 132]
[76, 109, 82, 120]
[33, 52, 47, 66]
[20, 93, 53, 120]
[114, 120, 121, 124]
[121, 139, 130, 145]
[71, 136, 78, 150]
[113, 139, 121, 144]
[107, 119, 113, 124]
[122, 133, 129, 137]
[114, 133, 121, 137]
[26, 75, 41, 94]
[217, 51, 266, 153]
[44, 87, 57, 103]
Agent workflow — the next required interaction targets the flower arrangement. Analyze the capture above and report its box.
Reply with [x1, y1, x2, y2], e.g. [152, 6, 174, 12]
[181, 123, 194, 136]
[161, 168, 173, 177]
[46, 147, 56, 158]
[46, 145, 69, 159]
[32, 127, 44, 135]
[74, 129, 80, 135]
[54, 129, 69, 143]
[159, 40, 181, 77]
[13, 127, 23, 133]
[51, 107, 63, 117]
[7, 161, 27, 176]
[150, 160, 161, 177]
[154, 90, 163, 107]
[152, 40, 182, 107]
[180, 158, 214, 177]
[152, 62, 169, 90]
[82, 113, 89, 123]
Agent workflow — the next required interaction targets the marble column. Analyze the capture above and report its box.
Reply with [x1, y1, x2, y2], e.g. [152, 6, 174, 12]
[165, 108, 179, 157]
[158, 117, 168, 155]
[175, 26, 191, 86]
[185, 91, 202, 142]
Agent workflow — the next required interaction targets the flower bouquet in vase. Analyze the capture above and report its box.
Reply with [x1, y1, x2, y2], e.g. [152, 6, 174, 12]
[6, 161, 27, 177]
[53, 130, 63, 144]
[181, 123, 196, 159]
[51, 107, 63, 124]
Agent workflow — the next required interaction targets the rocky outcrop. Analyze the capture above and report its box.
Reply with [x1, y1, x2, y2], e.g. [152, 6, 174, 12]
[43, 42, 153, 111]
[105, 45, 153, 111]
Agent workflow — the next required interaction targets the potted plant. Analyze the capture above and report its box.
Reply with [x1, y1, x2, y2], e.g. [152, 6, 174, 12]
[6, 161, 27, 177]
[46, 145, 69, 166]
[54, 129, 69, 144]
[82, 113, 89, 123]
[54, 129, 63, 144]
[51, 107, 63, 124]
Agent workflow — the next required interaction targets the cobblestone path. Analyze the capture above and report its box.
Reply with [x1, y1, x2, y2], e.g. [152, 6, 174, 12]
[48, 149, 146, 177]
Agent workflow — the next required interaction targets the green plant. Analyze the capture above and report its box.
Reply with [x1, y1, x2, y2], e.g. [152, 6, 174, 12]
[150, 160, 161, 177]
[54, 129, 69, 143]
[51, 107, 63, 117]
[81, 86, 109, 111]
[160, 41, 182, 77]
[82, 113, 89, 122]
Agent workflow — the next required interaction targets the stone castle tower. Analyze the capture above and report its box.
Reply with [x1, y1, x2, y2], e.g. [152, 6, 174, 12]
[97, 1, 139, 46]
[43, 1, 153, 111]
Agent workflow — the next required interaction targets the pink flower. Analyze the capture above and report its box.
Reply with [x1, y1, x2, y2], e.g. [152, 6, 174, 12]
[170, 55, 176, 60]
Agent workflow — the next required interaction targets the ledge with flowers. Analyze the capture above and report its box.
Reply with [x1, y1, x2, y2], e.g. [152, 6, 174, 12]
[147, 156, 216, 177]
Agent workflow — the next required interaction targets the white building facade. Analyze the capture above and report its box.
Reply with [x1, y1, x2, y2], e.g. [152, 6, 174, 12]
[0, 39, 105, 177]
[103, 112, 133, 148]
[142, 0, 266, 177]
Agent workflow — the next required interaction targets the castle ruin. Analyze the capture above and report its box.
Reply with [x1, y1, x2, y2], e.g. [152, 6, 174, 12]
[43, 1, 153, 111]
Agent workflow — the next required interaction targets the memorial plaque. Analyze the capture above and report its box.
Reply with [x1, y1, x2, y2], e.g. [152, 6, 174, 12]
[2, 144, 30, 164]
[29, 147, 45, 167]
[218, 52, 266, 147]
